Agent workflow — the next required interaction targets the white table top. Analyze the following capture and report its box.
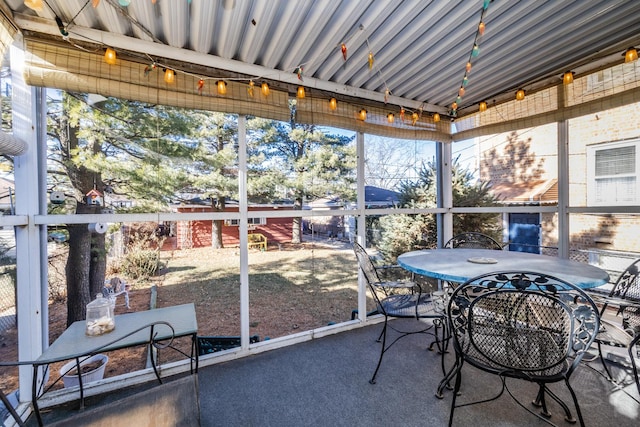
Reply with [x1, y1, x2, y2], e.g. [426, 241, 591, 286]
[397, 249, 610, 289]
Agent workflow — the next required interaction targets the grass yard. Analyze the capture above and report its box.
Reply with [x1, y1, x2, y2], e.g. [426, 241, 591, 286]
[155, 242, 362, 341]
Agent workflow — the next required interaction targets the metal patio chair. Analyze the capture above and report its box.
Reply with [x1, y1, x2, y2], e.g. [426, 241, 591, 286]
[443, 271, 599, 427]
[443, 232, 503, 250]
[590, 258, 640, 395]
[353, 242, 447, 384]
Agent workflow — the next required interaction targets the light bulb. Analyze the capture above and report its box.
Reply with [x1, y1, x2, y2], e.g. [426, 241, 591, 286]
[217, 80, 227, 95]
[296, 86, 305, 99]
[359, 109, 367, 121]
[329, 98, 337, 111]
[104, 48, 116, 65]
[516, 89, 525, 100]
[24, 0, 43, 11]
[625, 47, 638, 63]
[164, 69, 175, 84]
[387, 113, 394, 123]
[563, 71, 574, 85]
[261, 82, 270, 96]
[433, 113, 440, 123]
[479, 101, 487, 112]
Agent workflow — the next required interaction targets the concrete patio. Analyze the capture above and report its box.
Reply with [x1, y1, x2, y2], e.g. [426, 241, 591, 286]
[28, 318, 640, 426]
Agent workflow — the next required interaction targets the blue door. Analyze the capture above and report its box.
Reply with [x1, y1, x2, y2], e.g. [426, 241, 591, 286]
[509, 213, 540, 253]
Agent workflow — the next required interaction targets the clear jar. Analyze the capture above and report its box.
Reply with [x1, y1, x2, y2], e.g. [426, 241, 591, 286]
[85, 293, 115, 336]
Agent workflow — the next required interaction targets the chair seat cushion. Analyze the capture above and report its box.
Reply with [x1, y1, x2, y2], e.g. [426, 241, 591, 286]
[379, 293, 440, 318]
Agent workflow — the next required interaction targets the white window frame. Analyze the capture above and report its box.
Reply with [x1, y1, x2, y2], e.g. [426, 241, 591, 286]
[586, 139, 640, 206]
[224, 217, 266, 226]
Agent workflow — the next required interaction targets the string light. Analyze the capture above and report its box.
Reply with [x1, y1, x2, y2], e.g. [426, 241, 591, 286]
[217, 80, 227, 95]
[516, 89, 525, 100]
[563, 71, 574, 85]
[24, 0, 43, 11]
[104, 48, 117, 65]
[448, 1, 491, 119]
[163, 69, 175, 84]
[479, 101, 487, 112]
[83, 1, 487, 131]
[625, 47, 638, 63]
[64, 3, 461, 130]
[261, 82, 270, 96]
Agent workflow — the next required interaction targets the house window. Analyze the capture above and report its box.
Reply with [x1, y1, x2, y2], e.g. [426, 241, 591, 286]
[587, 140, 639, 206]
[224, 217, 266, 226]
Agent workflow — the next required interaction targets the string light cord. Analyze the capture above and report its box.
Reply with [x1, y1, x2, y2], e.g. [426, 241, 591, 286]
[62, 0, 92, 33]
[48, 0, 445, 120]
[449, 0, 491, 115]
[103, 0, 163, 44]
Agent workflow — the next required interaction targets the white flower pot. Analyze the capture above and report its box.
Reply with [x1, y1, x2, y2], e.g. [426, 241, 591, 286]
[60, 354, 108, 388]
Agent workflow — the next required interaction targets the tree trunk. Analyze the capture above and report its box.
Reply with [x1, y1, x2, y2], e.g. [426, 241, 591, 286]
[211, 197, 225, 249]
[59, 96, 109, 326]
[89, 227, 107, 298]
[66, 203, 106, 325]
[291, 196, 303, 244]
[66, 221, 92, 326]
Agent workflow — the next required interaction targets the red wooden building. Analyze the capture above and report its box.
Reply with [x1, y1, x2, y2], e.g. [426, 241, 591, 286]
[165, 205, 295, 250]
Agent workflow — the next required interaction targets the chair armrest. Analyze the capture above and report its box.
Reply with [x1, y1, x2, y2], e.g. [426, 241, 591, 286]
[590, 294, 640, 312]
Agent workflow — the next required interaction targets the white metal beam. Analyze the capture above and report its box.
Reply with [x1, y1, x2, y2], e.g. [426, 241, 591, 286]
[238, 116, 250, 349]
[11, 36, 48, 405]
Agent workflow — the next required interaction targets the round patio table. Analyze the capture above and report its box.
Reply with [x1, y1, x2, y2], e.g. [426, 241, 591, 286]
[397, 248, 610, 289]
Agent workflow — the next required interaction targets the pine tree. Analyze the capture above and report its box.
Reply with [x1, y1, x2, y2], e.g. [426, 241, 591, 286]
[378, 159, 501, 262]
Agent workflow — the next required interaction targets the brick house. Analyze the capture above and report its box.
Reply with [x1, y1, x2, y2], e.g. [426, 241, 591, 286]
[476, 95, 640, 257]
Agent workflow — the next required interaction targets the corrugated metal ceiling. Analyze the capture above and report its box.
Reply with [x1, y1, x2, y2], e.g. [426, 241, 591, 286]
[4, 0, 640, 118]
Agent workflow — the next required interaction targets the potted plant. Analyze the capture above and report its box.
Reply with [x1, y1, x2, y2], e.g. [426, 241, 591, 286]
[59, 354, 109, 388]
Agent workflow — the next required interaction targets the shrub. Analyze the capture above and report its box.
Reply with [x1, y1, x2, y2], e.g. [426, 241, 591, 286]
[114, 222, 166, 281]
[120, 240, 160, 280]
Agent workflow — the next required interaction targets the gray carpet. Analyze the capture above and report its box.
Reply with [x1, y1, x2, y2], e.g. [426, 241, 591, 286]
[197, 319, 640, 427]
